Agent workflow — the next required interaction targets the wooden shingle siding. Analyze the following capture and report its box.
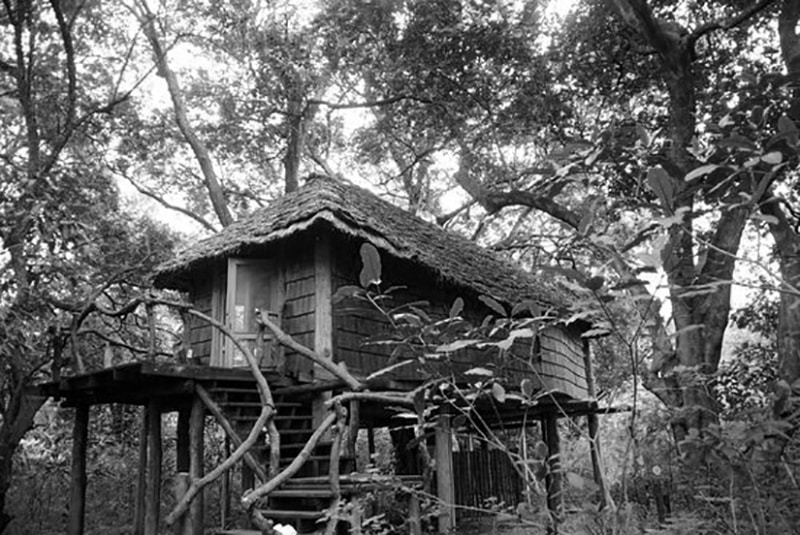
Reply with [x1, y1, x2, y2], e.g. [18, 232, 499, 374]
[281, 239, 316, 380]
[189, 276, 214, 366]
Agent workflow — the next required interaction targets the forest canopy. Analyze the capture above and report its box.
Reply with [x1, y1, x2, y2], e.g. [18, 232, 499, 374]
[2, 0, 800, 533]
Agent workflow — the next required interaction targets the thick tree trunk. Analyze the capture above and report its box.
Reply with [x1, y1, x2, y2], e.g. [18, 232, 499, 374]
[607, 0, 760, 442]
[0, 390, 46, 535]
[761, 196, 800, 390]
[283, 96, 305, 194]
[771, 0, 800, 394]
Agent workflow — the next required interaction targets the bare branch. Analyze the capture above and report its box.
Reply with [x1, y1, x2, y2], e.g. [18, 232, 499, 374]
[113, 166, 218, 232]
[307, 94, 432, 111]
[131, 0, 234, 227]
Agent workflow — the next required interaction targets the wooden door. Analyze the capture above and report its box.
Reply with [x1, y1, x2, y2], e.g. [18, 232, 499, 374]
[224, 259, 281, 368]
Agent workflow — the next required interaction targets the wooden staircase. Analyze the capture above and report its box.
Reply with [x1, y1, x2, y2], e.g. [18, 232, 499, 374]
[206, 383, 347, 533]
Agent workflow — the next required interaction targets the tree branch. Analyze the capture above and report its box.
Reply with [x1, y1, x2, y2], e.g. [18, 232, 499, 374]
[688, 0, 778, 46]
[131, 0, 234, 227]
[113, 167, 218, 232]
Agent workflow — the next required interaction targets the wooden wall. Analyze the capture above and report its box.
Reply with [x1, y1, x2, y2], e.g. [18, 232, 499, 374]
[330, 234, 590, 399]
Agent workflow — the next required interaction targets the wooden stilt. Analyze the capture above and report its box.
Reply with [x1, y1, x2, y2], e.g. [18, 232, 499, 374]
[587, 414, 606, 506]
[408, 492, 422, 535]
[221, 435, 231, 529]
[582, 338, 610, 509]
[543, 414, 563, 532]
[144, 400, 162, 535]
[134, 407, 149, 535]
[67, 404, 89, 535]
[188, 395, 205, 535]
[435, 412, 455, 533]
[173, 473, 191, 535]
[177, 407, 190, 473]
[367, 425, 375, 460]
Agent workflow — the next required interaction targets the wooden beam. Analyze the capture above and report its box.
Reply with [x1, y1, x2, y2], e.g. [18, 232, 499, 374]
[188, 396, 205, 535]
[133, 408, 149, 535]
[144, 400, 162, 535]
[67, 404, 89, 535]
[434, 412, 455, 533]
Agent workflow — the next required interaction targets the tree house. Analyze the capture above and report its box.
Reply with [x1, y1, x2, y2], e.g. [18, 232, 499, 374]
[45, 174, 607, 534]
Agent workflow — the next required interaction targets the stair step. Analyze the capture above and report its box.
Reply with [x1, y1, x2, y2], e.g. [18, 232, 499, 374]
[228, 414, 311, 422]
[207, 387, 258, 394]
[270, 488, 337, 498]
[259, 509, 324, 520]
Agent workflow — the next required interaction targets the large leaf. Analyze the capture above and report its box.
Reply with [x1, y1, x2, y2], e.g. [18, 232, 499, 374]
[359, 242, 382, 288]
[479, 295, 507, 317]
[646, 167, 674, 209]
[449, 297, 464, 319]
[491, 383, 507, 403]
[685, 164, 719, 182]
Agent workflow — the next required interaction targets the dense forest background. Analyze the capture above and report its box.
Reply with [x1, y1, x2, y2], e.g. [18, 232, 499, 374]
[2, 0, 800, 533]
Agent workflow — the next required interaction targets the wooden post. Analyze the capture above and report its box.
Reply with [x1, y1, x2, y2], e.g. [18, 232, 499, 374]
[144, 400, 162, 535]
[220, 435, 231, 529]
[435, 411, 455, 533]
[134, 407, 149, 535]
[543, 414, 563, 532]
[67, 403, 89, 535]
[313, 230, 334, 437]
[177, 407, 190, 473]
[188, 396, 205, 535]
[408, 492, 422, 535]
[582, 338, 609, 508]
[173, 473, 191, 535]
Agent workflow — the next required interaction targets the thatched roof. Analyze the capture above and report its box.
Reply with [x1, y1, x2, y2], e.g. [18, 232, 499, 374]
[153, 175, 570, 308]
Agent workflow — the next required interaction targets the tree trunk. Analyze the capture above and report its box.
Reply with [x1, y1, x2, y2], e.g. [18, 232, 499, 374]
[0, 390, 46, 535]
[770, 0, 800, 395]
[283, 96, 305, 194]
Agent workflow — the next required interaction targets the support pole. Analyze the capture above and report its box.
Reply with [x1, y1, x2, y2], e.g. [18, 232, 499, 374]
[173, 473, 191, 535]
[220, 435, 231, 529]
[312, 231, 334, 439]
[408, 492, 422, 535]
[435, 411, 455, 533]
[134, 408, 149, 535]
[188, 395, 205, 535]
[144, 400, 162, 535]
[67, 403, 89, 535]
[177, 407, 190, 473]
[543, 414, 563, 532]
